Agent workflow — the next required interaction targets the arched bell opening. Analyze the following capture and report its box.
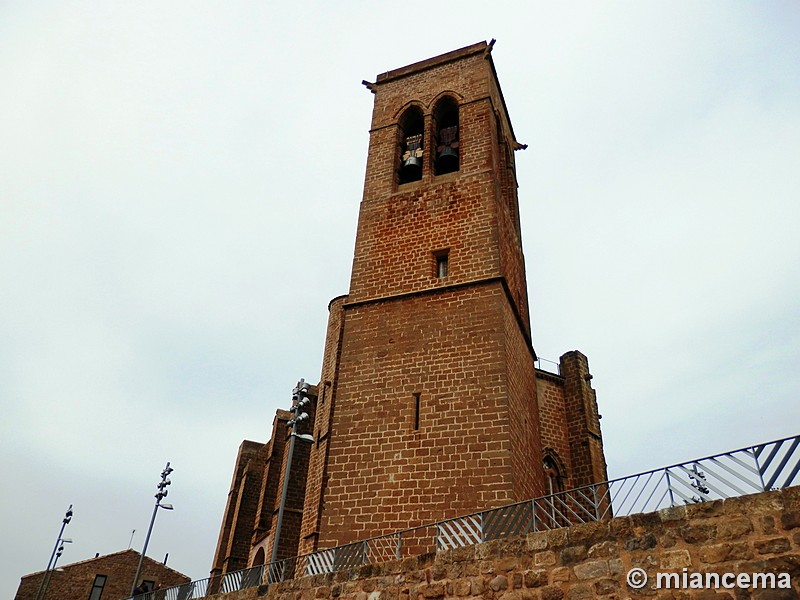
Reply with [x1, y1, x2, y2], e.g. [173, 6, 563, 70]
[433, 96, 459, 175]
[398, 106, 424, 184]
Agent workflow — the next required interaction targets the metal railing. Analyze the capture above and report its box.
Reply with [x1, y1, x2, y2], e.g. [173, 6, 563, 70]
[534, 357, 561, 375]
[128, 433, 799, 600]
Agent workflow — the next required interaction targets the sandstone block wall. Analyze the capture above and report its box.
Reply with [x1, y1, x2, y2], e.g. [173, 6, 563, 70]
[318, 284, 524, 545]
[536, 352, 608, 493]
[212, 440, 269, 577]
[207, 488, 800, 600]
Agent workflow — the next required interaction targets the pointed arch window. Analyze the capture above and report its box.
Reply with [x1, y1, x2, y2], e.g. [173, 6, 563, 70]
[252, 547, 266, 566]
[433, 96, 459, 175]
[543, 454, 565, 495]
[398, 106, 424, 184]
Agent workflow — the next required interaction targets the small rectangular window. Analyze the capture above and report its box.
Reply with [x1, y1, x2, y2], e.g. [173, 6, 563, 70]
[412, 393, 421, 430]
[433, 250, 449, 278]
[88, 575, 106, 600]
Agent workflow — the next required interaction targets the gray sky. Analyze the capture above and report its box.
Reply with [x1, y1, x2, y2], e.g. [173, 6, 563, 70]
[2, 1, 799, 597]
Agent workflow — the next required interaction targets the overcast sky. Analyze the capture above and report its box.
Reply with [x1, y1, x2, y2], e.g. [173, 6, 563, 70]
[2, 1, 799, 597]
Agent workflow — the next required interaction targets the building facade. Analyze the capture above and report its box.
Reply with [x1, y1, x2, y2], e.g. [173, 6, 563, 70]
[15, 549, 190, 600]
[211, 41, 608, 579]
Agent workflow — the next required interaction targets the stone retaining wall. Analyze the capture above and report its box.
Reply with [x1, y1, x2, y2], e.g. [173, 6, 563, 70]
[207, 488, 800, 600]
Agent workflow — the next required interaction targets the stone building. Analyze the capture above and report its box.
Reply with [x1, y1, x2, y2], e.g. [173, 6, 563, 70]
[211, 41, 609, 580]
[15, 548, 190, 600]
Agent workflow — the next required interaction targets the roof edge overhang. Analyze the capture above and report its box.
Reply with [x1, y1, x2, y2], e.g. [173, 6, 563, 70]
[372, 40, 518, 144]
[375, 41, 488, 84]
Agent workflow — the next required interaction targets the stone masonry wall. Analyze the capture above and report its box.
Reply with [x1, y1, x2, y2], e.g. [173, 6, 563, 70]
[535, 371, 572, 487]
[212, 440, 268, 577]
[299, 296, 347, 556]
[534, 352, 608, 494]
[205, 488, 800, 600]
[316, 285, 520, 548]
[253, 411, 293, 552]
[559, 353, 606, 489]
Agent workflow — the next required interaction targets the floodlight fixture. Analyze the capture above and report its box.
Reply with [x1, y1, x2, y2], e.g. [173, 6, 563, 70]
[35, 504, 73, 600]
[131, 462, 175, 596]
[271, 377, 317, 567]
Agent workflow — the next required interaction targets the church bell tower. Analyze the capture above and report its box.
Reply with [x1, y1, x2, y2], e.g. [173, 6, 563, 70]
[210, 41, 608, 579]
[298, 40, 546, 554]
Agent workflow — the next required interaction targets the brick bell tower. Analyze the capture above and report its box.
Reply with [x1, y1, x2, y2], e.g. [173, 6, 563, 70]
[210, 41, 608, 578]
[300, 40, 545, 553]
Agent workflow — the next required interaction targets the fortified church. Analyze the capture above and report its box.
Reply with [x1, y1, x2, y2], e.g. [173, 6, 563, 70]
[211, 41, 609, 578]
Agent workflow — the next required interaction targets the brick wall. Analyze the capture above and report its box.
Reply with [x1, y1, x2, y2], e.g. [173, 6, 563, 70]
[535, 372, 572, 489]
[254, 411, 293, 550]
[267, 412, 315, 562]
[559, 353, 607, 489]
[315, 284, 521, 548]
[203, 487, 800, 600]
[15, 549, 189, 600]
[536, 353, 608, 492]
[502, 292, 544, 501]
[212, 440, 268, 578]
[300, 296, 347, 555]
[212, 395, 320, 575]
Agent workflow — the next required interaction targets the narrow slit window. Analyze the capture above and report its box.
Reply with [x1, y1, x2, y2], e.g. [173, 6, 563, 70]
[434, 250, 449, 278]
[413, 392, 421, 430]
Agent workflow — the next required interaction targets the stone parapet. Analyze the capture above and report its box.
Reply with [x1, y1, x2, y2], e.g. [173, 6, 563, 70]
[205, 487, 800, 600]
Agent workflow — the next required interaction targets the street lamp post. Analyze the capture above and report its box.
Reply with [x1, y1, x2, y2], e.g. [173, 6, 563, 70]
[40, 537, 73, 599]
[269, 380, 315, 574]
[130, 462, 174, 597]
[51, 538, 71, 570]
[35, 505, 73, 600]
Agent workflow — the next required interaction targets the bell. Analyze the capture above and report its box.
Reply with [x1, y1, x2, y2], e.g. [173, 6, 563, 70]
[401, 155, 422, 179]
[436, 145, 459, 173]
